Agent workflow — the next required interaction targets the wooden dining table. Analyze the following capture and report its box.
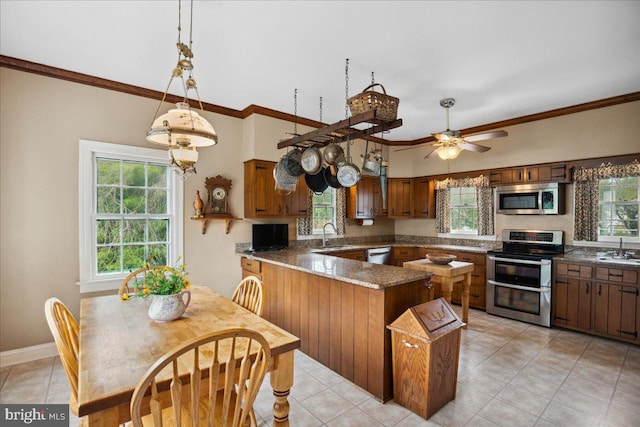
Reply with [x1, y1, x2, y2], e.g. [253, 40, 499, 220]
[77, 285, 300, 426]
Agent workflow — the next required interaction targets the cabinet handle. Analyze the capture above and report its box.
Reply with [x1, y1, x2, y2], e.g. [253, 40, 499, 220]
[618, 330, 638, 338]
[609, 273, 623, 278]
[618, 288, 639, 296]
[555, 315, 568, 321]
[598, 285, 602, 296]
[402, 340, 419, 349]
[284, 205, 289, 214]
[527, 171, 531, 180]
[556, 279, 567, 284]
[278, 205, 282, 214]
[585, 283, 589, 294]
[568, 269, 580, 273]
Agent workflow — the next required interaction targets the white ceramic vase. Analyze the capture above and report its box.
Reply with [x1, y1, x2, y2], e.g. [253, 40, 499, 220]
[147, 290, 191, 322]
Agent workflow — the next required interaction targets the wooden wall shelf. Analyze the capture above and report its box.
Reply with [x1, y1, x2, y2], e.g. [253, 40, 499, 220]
[191, 215, 241, 234]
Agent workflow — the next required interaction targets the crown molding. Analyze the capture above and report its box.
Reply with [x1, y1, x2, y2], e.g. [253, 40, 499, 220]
[2, 55, 639, 146]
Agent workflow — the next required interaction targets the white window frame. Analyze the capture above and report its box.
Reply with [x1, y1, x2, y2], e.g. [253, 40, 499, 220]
[311, 189, 337, 235]
[597, 176, 640, 243]
[78, 140, 184, 293]
[449, 186, 479, 235]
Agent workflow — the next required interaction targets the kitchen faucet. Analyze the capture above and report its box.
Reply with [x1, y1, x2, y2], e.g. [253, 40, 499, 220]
[322, 222, 337, 247]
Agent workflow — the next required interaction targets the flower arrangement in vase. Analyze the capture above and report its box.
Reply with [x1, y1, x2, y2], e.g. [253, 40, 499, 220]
[121, 255, 192, 321]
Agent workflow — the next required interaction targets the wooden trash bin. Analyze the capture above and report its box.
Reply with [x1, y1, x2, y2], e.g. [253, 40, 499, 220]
[387, 298, 464, 419]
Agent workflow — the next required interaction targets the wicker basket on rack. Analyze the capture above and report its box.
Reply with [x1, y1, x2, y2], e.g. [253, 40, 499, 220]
[347, 83, 399, 122]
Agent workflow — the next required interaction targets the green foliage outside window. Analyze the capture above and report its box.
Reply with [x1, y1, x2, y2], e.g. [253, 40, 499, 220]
[312, 190, 336, 233]
[449, 187, 478, 233]
[95, 158, 169, 274]
[599, 177, 639, 238]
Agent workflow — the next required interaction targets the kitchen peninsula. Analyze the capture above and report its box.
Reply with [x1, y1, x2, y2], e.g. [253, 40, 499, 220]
[240, 248, 433, 402]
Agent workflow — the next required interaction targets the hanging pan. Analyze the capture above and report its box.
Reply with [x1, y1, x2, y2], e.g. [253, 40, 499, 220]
[301, 146, 323, 175]
[305, 167, 329, 194]
[337, 141, 360, 188]
[274, 157, 297, 194]
[284, 149, 304, 177]
[325, 165, 343, 189]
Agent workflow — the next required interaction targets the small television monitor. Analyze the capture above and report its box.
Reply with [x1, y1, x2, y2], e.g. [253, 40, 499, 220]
[252, 224, 288, 252]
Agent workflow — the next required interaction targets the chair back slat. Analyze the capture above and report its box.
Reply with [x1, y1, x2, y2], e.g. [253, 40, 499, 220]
[44, 298, 80, 413]
[130, 328, 271, 427]
[232, 276, 263, 316]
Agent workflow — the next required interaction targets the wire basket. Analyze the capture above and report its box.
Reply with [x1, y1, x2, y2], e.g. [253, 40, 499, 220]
[347, 83, 399, 122]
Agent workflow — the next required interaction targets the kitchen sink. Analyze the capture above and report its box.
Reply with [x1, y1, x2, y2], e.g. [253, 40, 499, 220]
[595, 256, 640, 266]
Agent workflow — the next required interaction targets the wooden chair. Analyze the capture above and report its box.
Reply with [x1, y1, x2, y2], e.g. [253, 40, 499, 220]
[130, 328, 271, 427]
[44, 298, 82, 421]
[231, 276, 263, 316]
[119, 266, 181, 299]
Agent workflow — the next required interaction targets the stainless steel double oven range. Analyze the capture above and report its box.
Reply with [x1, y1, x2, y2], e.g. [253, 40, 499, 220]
[487, 229, 564, 327]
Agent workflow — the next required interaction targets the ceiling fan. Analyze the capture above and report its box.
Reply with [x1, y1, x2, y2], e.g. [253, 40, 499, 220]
[397, 98, 508, 160]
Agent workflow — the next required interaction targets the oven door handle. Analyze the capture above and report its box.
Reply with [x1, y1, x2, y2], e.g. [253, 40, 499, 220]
[488, 279, 550, 293]
[488, 256, 550, 266]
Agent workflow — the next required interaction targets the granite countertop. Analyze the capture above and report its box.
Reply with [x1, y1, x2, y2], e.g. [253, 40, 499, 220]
[239, 241, 496, 288]
[554, 253, 640, 269]
[241, 248, 433, 289]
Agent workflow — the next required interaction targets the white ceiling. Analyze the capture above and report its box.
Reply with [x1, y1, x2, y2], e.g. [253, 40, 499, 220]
[2, 1, 639, 143]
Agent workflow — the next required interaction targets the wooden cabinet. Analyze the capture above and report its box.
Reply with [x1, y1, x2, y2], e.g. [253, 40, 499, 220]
[330, 249, 367, 261]
[553, 277, 592, 330]
[388, 178, 413, 218]
[490, 163, 570, 186]
[241, 257, 262, 281]
[347, 176, 387, 219]
[412, 177, 435, 218]
[244, 159, 308, 218]
[553, 261, 639, 344]
[392, 247, 416, 267]
[256, 261, 430, 402]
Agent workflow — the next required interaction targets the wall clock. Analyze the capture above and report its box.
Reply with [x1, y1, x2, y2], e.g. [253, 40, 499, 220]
[205, 175, 232, 216]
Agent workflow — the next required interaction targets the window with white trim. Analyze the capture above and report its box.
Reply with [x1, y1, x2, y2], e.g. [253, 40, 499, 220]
[449, 186, 478, 234]
[312, 189, 336, 235]
[79, 140, 183, 293]
[598, 176, 639, 240]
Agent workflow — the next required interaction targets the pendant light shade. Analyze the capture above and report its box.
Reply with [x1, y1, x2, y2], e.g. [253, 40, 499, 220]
[147, 102, 217, 147]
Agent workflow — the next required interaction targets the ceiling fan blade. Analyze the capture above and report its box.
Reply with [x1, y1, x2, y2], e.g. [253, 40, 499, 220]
[394, 142, 435, 152]
[423, 149, 439, 159]
[462, 130, 508, 143]
[458, 141, 491, 153]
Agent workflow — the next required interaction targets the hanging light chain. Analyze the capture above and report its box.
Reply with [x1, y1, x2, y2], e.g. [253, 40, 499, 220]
[345, 58, 349, 119]
[371, 71, 375, 85]
[319, 96, 323, 123]
[294, 88, 298, 135]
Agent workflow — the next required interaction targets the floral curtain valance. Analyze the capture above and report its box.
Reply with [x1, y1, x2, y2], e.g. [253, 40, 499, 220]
[573, 160, 640, 182]
[435, 175, 490, 190]
[573, 159, 639, 241]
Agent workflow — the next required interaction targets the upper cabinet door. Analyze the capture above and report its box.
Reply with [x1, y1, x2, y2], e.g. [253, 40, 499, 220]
[388, 178, 413, 218]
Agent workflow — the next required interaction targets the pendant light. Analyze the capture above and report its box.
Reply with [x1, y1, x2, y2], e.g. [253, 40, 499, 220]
[146, 0, 217, 177]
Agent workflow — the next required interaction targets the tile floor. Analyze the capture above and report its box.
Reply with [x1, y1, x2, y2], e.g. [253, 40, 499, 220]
[1, 307, 639, 426]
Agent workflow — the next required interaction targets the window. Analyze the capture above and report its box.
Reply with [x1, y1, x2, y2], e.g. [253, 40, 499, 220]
[598, 176, 639, 239]
[449, 186, 478, 234]
[79, 140, 184, 293]
[312, 189, 336, 234]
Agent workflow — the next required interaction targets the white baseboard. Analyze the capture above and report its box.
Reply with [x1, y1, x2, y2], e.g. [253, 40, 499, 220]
[0, 342, 58, 367]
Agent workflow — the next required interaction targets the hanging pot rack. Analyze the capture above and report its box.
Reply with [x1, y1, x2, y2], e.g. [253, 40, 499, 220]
[277, 109, 402, 149]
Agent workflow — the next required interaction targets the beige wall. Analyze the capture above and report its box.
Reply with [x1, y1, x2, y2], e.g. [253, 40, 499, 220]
[393, 101, 640, 241]
[1, 67, 638, 353]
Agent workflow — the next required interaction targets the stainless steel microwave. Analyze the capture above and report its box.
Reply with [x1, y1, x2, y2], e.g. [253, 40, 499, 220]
[495, 183, 565, 215]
